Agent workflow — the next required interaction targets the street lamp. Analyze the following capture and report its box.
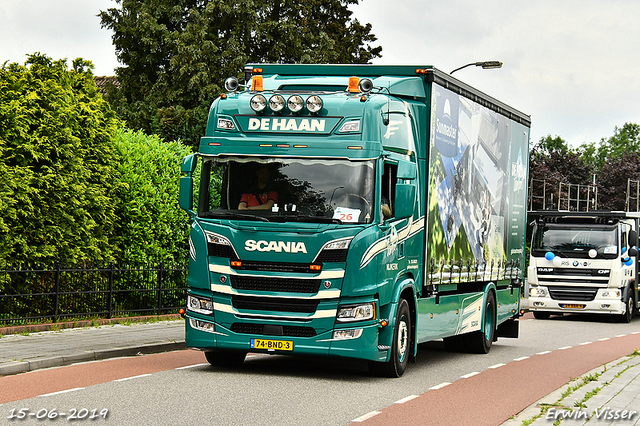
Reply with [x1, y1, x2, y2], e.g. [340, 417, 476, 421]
[450, 61, 503, 74]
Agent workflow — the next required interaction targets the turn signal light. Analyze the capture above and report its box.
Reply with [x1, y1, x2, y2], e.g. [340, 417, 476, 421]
[231, 260, 242, 268]
[310, 264, 322, 271]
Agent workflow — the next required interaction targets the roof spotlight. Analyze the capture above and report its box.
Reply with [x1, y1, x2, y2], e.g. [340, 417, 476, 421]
[306, 95, 323, 113]
[224, 77, 239, 92]
[269, 94, 285, 112]
[288, 95, 304, 113]
[358, 78, 373, 94]
[250, 94, 267, 112]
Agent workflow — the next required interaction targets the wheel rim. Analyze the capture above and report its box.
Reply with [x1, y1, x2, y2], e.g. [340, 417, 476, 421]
[397, 316, 408, 362]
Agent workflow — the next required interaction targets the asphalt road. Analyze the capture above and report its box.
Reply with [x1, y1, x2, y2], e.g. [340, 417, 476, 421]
[1, 314, 639, 426]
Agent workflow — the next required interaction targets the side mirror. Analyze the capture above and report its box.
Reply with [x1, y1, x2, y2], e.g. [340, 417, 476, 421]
[397, 161, 416, 180]
[394, 183, 416, 219]
[629, 230, 638, 247]
[179, 154, 197, 213]
[629, 247, 638, 257]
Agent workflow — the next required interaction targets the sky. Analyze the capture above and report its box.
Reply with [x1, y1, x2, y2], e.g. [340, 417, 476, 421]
[1, 0, 639, 149]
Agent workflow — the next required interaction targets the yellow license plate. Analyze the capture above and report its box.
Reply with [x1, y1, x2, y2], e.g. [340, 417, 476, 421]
[560, 304, 586, 309]
[250, 338, 294, 351]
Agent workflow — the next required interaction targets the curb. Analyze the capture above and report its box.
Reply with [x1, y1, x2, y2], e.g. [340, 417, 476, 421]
[0, 341, 186, 377]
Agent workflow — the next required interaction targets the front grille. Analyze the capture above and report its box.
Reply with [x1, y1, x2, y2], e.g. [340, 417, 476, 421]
[231, 323, 316, 337]
[231, 276, 321, 293]
[232, 296, 318, 313]
[537, 268, 610, 285]
[315, 249, 348, 263]
[235, 260, 319, 274]
[548, 286, 599, 301]
[207, 243, 238, 259]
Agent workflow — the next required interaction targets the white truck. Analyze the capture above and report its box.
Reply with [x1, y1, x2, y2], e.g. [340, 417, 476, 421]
[527, 181, 639, 322]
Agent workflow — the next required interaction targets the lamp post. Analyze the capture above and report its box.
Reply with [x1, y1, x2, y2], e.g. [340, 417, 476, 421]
[450, 61, 503, 74]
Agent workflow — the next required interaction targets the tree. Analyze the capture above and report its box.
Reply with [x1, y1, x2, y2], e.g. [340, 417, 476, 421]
[99, 0, 382, 149]
[597, 152, 640, 211]
[0, 54, 121, 265]
[114, 129, 192, 263]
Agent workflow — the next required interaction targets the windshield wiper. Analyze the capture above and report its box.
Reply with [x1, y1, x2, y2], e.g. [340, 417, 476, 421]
[200, 210, 270, 222]
[279, 214, 343, 224]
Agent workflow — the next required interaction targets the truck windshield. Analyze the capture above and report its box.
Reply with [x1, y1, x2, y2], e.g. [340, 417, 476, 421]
[531, 224, 619, 259]
[198, 157, 376, 224]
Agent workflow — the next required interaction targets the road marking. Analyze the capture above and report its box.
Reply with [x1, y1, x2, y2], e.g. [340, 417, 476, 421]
[579, 342, 592, 346]
[514, 356, 530, 361]
[598, 338, 611, 341]
[394, 395, 419, 404]
[488, 363, 505, 369]
[115, 374, 152, 382]
[40, 387, 84, 397]
[615, 334, 626, 338]
[352, 411, 381, 422]
[537, 351, 551, 355]
[559, 346, 572, 350]
[461, 371, 480, 379]
[429, 382, 451, 390]
[175, 363, 208, 370]
[632, 332, 640, 335]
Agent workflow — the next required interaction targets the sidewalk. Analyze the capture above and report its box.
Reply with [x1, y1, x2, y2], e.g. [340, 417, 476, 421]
[0, 319, 185, 376]
[502, 352, 640, 425]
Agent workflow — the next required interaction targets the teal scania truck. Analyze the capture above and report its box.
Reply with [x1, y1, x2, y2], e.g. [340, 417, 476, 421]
[179, 64, 530, 377]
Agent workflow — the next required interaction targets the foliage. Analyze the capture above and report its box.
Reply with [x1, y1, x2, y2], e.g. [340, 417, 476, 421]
[114, 129, 192, 263]
[0, 54, 121, 265]
[99, 0, 382, 149]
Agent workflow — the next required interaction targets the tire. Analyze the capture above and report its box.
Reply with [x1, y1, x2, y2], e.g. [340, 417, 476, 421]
[618, 288, 635, 323]
[463, 291, 496, 354]
[369, 299, 412, 378]
[533, 311, 551, 320]
[205, 350, 247, 367]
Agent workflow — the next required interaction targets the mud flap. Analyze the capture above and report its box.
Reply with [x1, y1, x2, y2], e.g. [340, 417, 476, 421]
[496, 318, 519, 338]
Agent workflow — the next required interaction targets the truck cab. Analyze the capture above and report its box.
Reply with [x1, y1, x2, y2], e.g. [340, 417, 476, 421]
[527, 211, 639, 322]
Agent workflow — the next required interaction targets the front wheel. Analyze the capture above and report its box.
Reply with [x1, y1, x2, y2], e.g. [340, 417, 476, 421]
[618, 288, 635, 323]
[369, 299, 412, 378]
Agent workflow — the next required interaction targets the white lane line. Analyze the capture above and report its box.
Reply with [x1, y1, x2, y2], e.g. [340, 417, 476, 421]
[394, 395, 419, 404]
[352, 411, 381, 422]
[175, 363, 209, 370]
[598, 338, 611, 341]
[537, 351, 551, 355]
[579, 341, 592, 346]
[40, 387, 85, 397]
[514, 356, 530, 361]
[114, 373, 152, 382]
[615, 334, 627, 338]
[558, 346, 572, 350]
[461, 371, 480, 379]
[632, 332, 640, 335]
[488, 363, 505, 369]
[429, 382, 451, 390]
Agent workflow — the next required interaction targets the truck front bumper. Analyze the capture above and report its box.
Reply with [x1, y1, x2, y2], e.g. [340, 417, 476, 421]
[528, 296, 626, 315]
[184, 314, 388, 362]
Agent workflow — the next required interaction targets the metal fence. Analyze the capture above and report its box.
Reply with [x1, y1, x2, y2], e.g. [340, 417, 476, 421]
[0, 261, 188, 324]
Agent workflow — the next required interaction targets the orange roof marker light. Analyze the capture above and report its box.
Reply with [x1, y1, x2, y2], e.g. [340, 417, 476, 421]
[252, 75, 264, 92]
[348, 77, 360, 93]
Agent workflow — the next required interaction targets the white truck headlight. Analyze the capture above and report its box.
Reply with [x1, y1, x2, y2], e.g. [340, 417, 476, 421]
[336, 303, 375, 322]
[601, 290, 621, 298]
[529, 287, 547, 297]
[187, 294, 213, 315]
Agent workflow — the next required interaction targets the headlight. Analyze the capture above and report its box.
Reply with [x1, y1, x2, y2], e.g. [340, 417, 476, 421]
[189, 319, 216, 333]
[529, 287, 547, 297]
[206, 232, 232, 246]
[269, 94, 285, 112]
[287, 95, 304, 113]
[601, 290, 621, 298]
[306, 95, 323, 113]
[322, 238, 352, 251]
[250, 94, 267, 112]
[187, 294, 213, 315]
[336, 303, 375, 322]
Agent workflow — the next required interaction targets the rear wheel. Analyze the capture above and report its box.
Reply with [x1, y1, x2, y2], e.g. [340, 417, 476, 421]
[205, 350, 247, 367]
[369, 299, 412, 377]
[463, 291, 496, 354]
